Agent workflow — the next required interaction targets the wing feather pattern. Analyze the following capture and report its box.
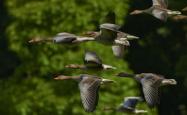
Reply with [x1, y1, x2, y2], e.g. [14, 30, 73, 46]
[79, 78, 101, 112]
[141, 76, 162, 107]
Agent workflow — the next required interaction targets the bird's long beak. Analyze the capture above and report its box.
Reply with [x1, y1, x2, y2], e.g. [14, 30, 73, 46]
[54, 75, 72, 80]
[101, 79, 116, 84]
[126, 35, 139, 40]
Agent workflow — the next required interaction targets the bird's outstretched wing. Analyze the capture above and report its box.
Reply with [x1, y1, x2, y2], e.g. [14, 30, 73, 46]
[112, 44, 125, 58]
[123, 97, 142, 110]
[84, 51, 103, 68]
[152, 0, 168, 8]
[140, 75, 162, 107]
[79, 76, 101, 112]
[152, 9, 168, 21]
[53, 32, 77, 43]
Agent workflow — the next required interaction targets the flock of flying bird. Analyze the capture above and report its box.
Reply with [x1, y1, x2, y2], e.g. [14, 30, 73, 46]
[29, 0, 187, 114]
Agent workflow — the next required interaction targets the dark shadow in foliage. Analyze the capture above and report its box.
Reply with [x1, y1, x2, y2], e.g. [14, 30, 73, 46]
[0, 0, 20, 78]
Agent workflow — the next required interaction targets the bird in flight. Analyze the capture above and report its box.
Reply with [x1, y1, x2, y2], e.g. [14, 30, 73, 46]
[130, 0, 181, 21]
[65, 51, 116, 70]
[54, 74, 115, 112]
[116, 72, 177, 107]
[104, 96, 148, 114]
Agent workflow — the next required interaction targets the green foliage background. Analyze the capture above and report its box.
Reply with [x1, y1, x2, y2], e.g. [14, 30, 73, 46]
[0, 0, 187, 115]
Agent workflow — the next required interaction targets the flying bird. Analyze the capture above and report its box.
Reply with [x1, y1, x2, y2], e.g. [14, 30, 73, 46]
[182, 6, 187, 11]
[28, 32, 95, 44]
[130, 0, 181, 21]
[171, 15, 187, 21]
[104, 97, 147, 114]
[116, 72, 177, 107]
[84, 23, 139, 58]
[54, 74, 115, 112]
[65, 51, 116, 70]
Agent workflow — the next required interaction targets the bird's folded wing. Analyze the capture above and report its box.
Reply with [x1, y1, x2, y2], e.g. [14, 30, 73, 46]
[123, 97, 141, 109]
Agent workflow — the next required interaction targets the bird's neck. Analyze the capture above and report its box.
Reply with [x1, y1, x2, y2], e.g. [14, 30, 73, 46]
[76, 37, 95, 42]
